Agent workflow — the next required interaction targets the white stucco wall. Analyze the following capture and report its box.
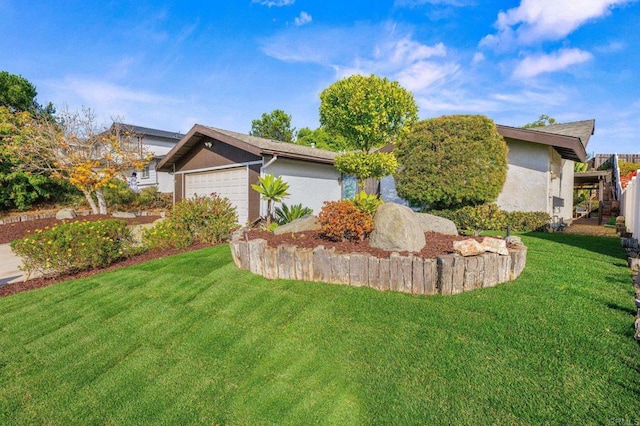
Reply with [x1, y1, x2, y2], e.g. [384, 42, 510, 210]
[263, 158, 342, 216]
[496, 140, 550, 214]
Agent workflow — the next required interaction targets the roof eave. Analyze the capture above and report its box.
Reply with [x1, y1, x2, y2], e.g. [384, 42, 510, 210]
[496, 125, 587, 162]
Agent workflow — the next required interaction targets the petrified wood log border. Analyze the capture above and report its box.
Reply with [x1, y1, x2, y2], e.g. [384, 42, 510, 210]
[230, 239, 527, 296]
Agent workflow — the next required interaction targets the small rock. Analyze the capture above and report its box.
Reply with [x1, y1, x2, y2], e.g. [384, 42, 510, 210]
[56, 208, 76, 220]
[414, 213, 458, 235]
[505, 236, 523, 246]
[112, 211, 137, 219]
[231, 227, 249, 241]
[369, 203, 426, 252]
[481, 237, 509, 256]
[274, 215, 321, 235]
[453, 239, 485, 256]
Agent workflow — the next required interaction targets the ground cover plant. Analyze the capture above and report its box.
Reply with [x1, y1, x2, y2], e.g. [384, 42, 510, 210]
[0, 233, 638, 424]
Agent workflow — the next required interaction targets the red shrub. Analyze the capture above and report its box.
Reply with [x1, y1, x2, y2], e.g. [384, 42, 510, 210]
[318, 200, 374, 242]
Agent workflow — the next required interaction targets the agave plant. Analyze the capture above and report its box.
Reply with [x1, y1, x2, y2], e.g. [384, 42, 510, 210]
[275, 203, 313, 225]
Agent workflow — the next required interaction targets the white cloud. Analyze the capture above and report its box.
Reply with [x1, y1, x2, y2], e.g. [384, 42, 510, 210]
[513, 48, 593, 78]
[472, 52, 485, 64]
[261, 23, 458, 96]
[42, 77, 181, 127]
[252, 0, 294, 7]
[294, 11, 312, 26]
[594, 40, 627, 53]
[481, 0, 632, 49]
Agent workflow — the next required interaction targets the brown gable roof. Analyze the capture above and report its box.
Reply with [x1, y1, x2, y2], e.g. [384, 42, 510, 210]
[157, 124, 338, 172]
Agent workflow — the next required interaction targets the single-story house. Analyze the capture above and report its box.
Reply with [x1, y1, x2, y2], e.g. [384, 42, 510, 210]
[111, 123, 184, 193]
[380, 119, 594, 223]
[156, 125, 342, 224]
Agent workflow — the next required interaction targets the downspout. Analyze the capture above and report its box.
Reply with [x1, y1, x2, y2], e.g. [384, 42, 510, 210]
[172, 163, 176, 206]
[259, 154, 278, 218]
[261, 154, 278, 173]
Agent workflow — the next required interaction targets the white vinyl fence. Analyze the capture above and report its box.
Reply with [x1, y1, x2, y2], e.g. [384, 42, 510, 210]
[620, 166, 640, 240]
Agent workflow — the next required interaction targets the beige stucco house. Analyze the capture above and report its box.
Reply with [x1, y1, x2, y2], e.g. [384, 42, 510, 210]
[381, 119, 594, 223]
[494, 120, 593, 222]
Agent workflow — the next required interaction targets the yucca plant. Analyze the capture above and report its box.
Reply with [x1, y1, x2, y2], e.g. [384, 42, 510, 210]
[251, 174, 290, 226]
[275, 202, 313, 225]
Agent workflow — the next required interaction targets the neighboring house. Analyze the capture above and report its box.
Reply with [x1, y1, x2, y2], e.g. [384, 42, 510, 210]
[157, 125, 342, 224]
[111, 123, 184, 193]
[380, 119, 594, 223]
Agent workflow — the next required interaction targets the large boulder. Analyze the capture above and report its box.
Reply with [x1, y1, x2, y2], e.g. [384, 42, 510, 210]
[56, 208, 76, 220]
[369, 203, 426, 252]
[274, 215, 321, 235]
[415, 213, 458, 235]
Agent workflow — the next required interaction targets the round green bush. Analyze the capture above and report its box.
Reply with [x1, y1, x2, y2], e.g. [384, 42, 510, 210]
[395, 115, 508, 210]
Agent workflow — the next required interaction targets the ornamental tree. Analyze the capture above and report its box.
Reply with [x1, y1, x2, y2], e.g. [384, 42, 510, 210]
[394, 115, 508, 210]
[334, 151, 398, 190]
[319, 74, 418, 152]
[5, 107, 151, 214]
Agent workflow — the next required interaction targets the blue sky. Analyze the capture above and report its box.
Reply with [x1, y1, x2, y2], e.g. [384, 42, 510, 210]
[1, 0, 638, 155]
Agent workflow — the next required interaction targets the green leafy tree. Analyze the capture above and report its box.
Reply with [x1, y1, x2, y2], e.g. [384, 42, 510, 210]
[296, 127, 351, 152]
[250, 109, 295, 142]
[0, 72, 68, 211]
[523, 114, 557, 128]
[319, 74, 418, 152]
[251, 174, 290, 226]
[395, 115, 508, 210]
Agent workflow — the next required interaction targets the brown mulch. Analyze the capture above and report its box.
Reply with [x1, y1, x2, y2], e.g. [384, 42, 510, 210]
[246, 229, 485, 260]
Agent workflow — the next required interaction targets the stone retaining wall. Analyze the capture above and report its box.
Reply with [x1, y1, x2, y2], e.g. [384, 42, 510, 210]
[230, 239, 527, 295]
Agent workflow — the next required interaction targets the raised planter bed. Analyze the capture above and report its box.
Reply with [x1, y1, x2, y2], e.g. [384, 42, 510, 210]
[230, 237, 527, 296]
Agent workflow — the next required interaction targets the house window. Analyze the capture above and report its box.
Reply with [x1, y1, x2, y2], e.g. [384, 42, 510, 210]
[141, 165, 150, 179]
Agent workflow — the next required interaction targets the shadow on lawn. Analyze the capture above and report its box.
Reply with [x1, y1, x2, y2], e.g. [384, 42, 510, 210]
[524, 231, 627, 260]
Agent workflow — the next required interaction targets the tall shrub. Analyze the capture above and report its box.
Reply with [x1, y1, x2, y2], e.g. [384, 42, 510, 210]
[170, 193, 238, 244]
[395, 115, 508, 210]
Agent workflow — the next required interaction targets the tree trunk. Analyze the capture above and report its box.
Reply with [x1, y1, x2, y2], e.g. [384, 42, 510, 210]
[82, 189, 99, 214]
[266, 200, 272, 226]
[96, 188, 108, 215]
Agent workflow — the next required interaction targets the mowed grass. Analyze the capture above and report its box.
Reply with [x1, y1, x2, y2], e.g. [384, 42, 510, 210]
[0, 233, 638, 425]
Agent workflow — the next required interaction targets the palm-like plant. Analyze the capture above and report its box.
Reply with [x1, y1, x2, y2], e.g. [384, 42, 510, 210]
[251, 174, 290, 226]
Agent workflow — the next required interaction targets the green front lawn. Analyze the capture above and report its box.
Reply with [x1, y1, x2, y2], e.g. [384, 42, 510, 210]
[0, 233, 638, 425]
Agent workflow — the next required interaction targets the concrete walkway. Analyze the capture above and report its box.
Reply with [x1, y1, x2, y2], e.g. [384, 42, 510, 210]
[0, 243, 27, 286]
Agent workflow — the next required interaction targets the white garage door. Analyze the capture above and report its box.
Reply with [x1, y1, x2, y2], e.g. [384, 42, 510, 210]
[184, 167, 249, 224]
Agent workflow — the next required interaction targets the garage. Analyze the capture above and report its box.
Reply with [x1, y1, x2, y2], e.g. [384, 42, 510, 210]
[184, 167, 249, 224]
